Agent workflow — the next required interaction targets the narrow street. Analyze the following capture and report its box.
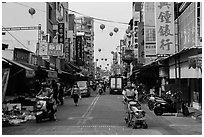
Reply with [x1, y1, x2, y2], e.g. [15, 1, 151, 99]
[2, 89, 202, 135]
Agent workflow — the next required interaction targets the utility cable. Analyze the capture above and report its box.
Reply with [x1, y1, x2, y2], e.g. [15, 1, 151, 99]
[2, 26, 30, 51]
[14, 2, 129, 25]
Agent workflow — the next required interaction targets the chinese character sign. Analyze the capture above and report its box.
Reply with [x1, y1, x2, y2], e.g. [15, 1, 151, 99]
[156, 2, 175, 55]
[58, 23, 64, 44]
[48, 43, 63, 56]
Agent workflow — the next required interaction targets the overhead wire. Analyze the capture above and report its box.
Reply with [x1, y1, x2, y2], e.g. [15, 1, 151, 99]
[14, 2, 129, 25]
[2, 26, 30, 51]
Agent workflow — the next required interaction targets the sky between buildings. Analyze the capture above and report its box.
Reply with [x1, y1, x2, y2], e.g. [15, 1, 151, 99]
[2, 2, 132, 70]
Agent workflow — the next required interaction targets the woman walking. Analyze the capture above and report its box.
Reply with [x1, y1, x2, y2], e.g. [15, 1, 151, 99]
[71, 83, 81, 106]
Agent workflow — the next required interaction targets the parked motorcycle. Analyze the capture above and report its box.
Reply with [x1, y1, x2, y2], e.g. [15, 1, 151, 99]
[35, 95, 57, 123]
[153, 94, 189, 116]
[148, 96, 165, 111]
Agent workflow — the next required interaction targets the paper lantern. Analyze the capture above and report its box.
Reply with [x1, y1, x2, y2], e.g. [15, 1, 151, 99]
[100, 24, 105, 30]
[28, 8, 36, 16]
[114, 27, 119, 33]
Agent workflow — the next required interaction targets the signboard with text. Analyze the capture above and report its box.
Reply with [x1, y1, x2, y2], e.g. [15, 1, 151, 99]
[58, 23, 65, 44]
[156, 2, 175, 55]
[39, 42, 48, 56]
[48, 43, 63, 56]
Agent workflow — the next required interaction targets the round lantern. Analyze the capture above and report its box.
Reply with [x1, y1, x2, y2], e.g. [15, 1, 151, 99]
[58, 16, 63, 22]
[109, 32, 113, 37]
[114, 27, 119, 33]
[107, 64, 109, 66]
[28, 8, 36, 16]
[105, 58, 107, 61]
[96, 59, 98, 61]
[101, 58, 104, 61]
[98, 48, 101, 52]
[126, 29, 130, 34]
[111, 51, 114, 54]
[100, 24, 105, 30]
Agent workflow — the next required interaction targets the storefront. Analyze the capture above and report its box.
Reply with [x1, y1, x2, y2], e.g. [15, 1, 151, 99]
[2, 57, 35, 98]
[164, 47, 202, 110]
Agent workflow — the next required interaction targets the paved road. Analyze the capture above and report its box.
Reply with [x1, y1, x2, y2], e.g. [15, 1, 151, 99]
[2, 89, 202, 135]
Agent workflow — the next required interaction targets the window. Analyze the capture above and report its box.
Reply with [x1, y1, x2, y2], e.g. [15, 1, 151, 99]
[135, 44, 138, 48]
[135, 32, 138, 38]
[145, 28, 155, 42]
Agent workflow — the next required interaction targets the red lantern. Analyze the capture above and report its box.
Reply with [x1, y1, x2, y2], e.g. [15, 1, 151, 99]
[100, 24, 105, 30]
[105, 58, 107, 61]
[58, 16, 63, 22]
[96, 59, 98, 61]
[109, 32, 113, 37]
[28, 8, 36, 16]
[126, 29, 130, 34]
[114, 27, 119, 33]
[107, 64, 109, 66]
[98, 48, 101, 52]
[101, 58, 104, 61]
[111, 51, 114, 54]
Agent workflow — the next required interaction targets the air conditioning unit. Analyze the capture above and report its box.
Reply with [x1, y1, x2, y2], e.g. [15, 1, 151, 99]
[42, 34, 50, 43]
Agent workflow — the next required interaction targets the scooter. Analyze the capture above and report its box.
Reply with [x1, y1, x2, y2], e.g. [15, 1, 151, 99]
[148, 96, 165, 111]
[98, 87, 103, 95]
[153, 98, 189, 116]
[35, 95, 57, 123]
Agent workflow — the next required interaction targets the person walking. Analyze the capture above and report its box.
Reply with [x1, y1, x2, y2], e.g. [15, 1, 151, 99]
[52, 80, 60, 105]
[58, 82, 65, 105]
[71, 83, 81, 106]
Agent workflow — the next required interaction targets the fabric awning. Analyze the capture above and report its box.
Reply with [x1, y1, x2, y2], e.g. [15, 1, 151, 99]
[3, 58, 35, 78]
[68, 62, 81, 72]
[46, 70, 58, 79]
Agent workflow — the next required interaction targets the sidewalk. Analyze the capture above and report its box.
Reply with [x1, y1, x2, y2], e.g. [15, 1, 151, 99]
[188, 107, 202, 121]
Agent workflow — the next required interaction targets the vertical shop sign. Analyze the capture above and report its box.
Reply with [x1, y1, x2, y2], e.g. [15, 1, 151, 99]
[156, 2, 175, 55]
[58, 23, 64, 44]
[64, 38, 70, 62]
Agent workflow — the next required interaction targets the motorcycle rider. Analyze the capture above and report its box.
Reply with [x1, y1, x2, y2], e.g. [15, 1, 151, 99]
[37, 83, 56, 120]
[71, 83, 81, 106]
[97, 82, 104, 94]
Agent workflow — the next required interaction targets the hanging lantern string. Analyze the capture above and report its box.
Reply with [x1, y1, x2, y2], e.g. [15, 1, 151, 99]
[95, 20, 127, 30]
[14, 2, 129, 25]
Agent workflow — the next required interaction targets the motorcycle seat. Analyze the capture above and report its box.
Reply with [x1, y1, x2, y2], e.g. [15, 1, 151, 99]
[129, 101, 140, 106]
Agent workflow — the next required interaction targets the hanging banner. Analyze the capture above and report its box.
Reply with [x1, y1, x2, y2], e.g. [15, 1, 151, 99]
[156, 2, 175, 55]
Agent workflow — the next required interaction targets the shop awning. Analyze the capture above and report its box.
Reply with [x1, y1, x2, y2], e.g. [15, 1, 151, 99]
[68, 62, 81, 72]
[46, 70, 58, 79]
[3, 58, 35, 78]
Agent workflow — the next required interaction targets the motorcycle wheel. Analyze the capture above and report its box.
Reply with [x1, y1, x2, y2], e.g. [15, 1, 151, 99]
[142, 123, 148, 129]
[35, 116, 41, 123]
[154, 107, 163, 116]
[182, 106, 189, 116]
[148, 101, 154, 111]
[50, 114, 56, 121]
